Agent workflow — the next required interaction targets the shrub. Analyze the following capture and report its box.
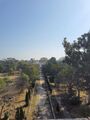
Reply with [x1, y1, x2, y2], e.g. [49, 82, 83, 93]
[15, 107, 25, 120]
[0, 78, 6, 88]
[25, 91, 29, 106]
[3, 112, 9, 120]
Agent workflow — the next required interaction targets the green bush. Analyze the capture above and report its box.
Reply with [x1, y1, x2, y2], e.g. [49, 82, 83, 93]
[21, 73, 29, 82]
[0, 78, 6, 88]
[3, 112, 9, 120]
[15, 107, 25, 120]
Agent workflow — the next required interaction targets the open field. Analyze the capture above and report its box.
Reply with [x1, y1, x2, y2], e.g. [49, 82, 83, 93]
[0, 73, 43, 120]
[0, 73, 28, 119]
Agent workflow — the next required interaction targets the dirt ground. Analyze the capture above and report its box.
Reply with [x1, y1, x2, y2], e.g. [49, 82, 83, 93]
[0, 74, 28, 119]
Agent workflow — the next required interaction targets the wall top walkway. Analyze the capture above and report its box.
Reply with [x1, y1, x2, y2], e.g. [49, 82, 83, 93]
[47, 119, 89, 120]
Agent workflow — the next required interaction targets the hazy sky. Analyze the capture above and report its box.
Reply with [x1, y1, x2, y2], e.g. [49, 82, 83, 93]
[0, 0, 90, 60]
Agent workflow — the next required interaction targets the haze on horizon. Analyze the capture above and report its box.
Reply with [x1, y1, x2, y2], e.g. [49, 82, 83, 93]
[0, 0, 90, 60]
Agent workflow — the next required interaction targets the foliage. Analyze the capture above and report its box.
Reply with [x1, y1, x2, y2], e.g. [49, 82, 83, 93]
[18, 61, 40, 83]
[15, 108, 20, 120]
[3, 112, 9, 120]
[15, 107, 25, 120]
[42, 57, 58, 82]
[62, 32, 90, 100]
[42, 57, 73, 85]
[0, 59, 40, 84]
[60, 64, 73, 78]
[0, 78, 6, 88]
[63, 32, 90, 85]
[39, 57, 48, 64]
[0, 58, 18, 74]
[28, 89, 31, 99]
[21, 73, 29, 82]
[25, 91, 30, 106]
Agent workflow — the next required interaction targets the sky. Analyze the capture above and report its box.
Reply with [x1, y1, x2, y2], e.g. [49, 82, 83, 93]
[0, 0, 90, 60]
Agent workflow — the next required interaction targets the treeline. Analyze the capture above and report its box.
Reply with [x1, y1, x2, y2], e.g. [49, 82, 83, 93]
[0, 58, 18, 74]
[0, 58, 40, 87]
[18, 60, 40, 84]
[0, 58, 40, 120]
[42, 32, 90, 104]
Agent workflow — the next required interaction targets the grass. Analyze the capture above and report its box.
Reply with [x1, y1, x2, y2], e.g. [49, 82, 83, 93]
[15, 89, 26, 103]
[50, 82, 55, 87]
[0, 73, 20, 89]
[0, 78, 6, 88]
[0, 73, 22, 119]
[26, 93, 40, 120]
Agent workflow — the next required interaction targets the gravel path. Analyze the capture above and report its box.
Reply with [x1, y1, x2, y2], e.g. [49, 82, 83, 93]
[36, 79, 52, 120]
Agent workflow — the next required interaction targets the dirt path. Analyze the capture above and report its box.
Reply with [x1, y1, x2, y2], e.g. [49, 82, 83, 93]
[36, 79, 52, 120]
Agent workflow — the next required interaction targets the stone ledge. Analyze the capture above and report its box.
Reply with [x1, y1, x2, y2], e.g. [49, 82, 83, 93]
[44, 119, 89, 120]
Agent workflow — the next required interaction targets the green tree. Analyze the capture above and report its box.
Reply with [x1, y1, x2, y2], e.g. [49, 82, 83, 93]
[55, 64, 74, 94]
[18, 61, 40, 84]
[63, 32, 90, 98]
[20, 107, 25, 120]
[3, 112, 9, 120]
[25, 91, 29, 106]
[15, 107, 25, 120]
[21, 73, 29, 82]
[42, 57, 58, 82]
[15, 108, 20, 120]
[28, 89, 31, 99]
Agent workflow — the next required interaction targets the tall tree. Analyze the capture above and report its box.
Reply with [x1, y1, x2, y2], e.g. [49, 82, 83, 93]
[63, 32, 90, 99]
[25, 91, 29, 106]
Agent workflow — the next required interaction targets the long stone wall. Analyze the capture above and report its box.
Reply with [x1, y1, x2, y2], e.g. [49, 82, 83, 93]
[48, 118, 90, 120]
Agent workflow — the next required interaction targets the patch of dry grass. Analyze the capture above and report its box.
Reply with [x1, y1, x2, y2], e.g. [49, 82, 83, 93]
[52, 88, 66, 96]
[80, 91, 87, 97]
[27, 94, 40, 120]
[15, 89, 26, 103]
[0, 72, 20, 80]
